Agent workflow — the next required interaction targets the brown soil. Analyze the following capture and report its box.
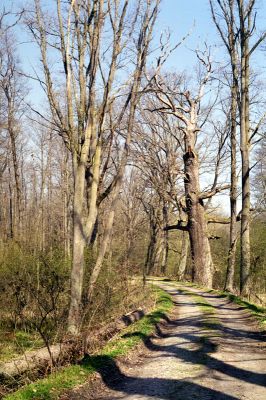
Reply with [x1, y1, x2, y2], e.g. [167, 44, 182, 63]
[61, 282, 266, 400]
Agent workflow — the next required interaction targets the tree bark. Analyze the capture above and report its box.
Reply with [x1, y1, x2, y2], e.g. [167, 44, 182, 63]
[239, 0, 251, 296]
[68, 160, 86, 335]
[184, 142, 214, 287]
[87, 185, 119, 304]
[63, 150, 71, 259]
[225, 53, 238, 292]
[161, 204, 169, 275]
[8, 166, 14, 239]
[144, 226, 155, 276]
[178, 231, 189, 280]
[145, 209, 160, 276]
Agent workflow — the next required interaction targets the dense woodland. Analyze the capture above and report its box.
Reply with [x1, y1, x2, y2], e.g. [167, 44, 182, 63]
[0, 0, 265, 377]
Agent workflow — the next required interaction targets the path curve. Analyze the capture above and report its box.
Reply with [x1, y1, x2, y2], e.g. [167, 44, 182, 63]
[64, 282, 266, 400]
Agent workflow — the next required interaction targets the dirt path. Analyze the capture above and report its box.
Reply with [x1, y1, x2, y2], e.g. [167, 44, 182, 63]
[65, 282, 266, 400]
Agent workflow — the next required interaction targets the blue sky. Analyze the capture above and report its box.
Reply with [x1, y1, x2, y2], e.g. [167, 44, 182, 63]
[157, 0, 218, 68]
[4, 0, 266, 68]
[4, 0, 266, 99]
[157, 0, 266, 71]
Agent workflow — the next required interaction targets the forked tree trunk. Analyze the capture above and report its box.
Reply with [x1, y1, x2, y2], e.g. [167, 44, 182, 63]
[87, 181, 120, 303]
[184, 142, 214, 287]
[68, 124, 102, 333]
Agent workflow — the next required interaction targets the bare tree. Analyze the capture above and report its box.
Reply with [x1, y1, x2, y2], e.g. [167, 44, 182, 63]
[0, 11, 26, 240]
[132, 108, 183, 277]
[210, 0, 266, 295]
[210, 0, 239, 291]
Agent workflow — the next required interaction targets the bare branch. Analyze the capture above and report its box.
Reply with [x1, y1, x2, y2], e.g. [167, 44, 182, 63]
[199, 184, 231, 200]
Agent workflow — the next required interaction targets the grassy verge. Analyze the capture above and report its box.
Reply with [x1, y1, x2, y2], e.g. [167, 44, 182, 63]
[4, 287, 173, 400]
[216, 291, 265, 329]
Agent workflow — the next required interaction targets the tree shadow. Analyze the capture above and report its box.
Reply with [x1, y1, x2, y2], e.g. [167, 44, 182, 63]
[84, 355, 240, 400]
[173, 290, 265, 342]
[83, 322, 265, 399]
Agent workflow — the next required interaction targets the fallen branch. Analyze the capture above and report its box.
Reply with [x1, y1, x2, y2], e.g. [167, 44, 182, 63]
[0, 309, 146, 380]
[0, 344, 69, 380]
[83, 308, 146, 354]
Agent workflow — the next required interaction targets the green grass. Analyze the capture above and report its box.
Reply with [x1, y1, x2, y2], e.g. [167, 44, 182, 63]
[218, 291, 265, 329]
[0, 330, 44, 362]
[4, 288, 173, 400]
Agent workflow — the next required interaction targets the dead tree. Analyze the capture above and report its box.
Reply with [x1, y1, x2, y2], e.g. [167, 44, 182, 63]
[150, 57, 230, 288]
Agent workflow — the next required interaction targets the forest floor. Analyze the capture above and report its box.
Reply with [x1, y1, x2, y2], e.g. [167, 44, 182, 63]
[61, 280, 266, 400]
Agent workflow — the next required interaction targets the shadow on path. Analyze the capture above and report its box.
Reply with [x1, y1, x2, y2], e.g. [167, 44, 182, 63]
[83, 287, 266, 399]
[85, 355, 240, 400]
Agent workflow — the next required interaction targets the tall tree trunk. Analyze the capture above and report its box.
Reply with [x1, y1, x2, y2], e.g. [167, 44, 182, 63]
[63, 150, 71, 258]
[147, 224, 160, 275]
[154, 234, 163, 275]
[87, 172, 122, 303]
[8, 166, 14, 239]
[68, 127, 101, 334]
[225, 58, 238, 292]
[239, 2, 251, 296]
[85, 142, 101, 243]
[161, 204, 169, 275]
[67, 160, 86, 335]
[9, 123, 22, 239]
[144, 229, 154, 275]
[184, 142, 214, 287]
[47, 133, 53, 249]
[178, 231, 189, 280]
[39, 138, 45, 251]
